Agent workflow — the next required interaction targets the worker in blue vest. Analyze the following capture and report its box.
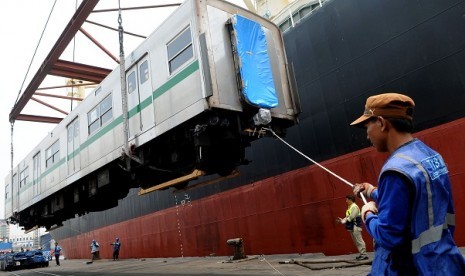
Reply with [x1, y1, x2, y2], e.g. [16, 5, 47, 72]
[351, 93, 465, 275]
[111, 237, 121, 261]
[54, 242, 62, 266]
[90, 240, 100, 262]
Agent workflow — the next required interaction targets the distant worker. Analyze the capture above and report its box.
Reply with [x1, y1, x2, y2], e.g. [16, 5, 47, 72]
[90, 239, 100, 262]
[350, 93, 465, 274]
[54, 242, 62, 266]
[111, 237, 121, 261]
[336, 195, 368, 260]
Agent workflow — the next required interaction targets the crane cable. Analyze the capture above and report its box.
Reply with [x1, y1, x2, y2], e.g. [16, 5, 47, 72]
[263, 128, 368, 204]
[70, 0, 79, 112]
[10, 122, 15, 218]
[14, 0, 58, 105]
[9, 0, 58, 224]
[118, 0, 131, 171]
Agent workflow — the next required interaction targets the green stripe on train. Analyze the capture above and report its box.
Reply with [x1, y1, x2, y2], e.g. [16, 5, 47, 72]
[17, 60, 199, 197]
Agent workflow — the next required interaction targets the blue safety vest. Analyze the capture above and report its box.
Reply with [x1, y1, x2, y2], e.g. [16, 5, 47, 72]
[113, 242, 121, 251]
[380, 139, 465, 274]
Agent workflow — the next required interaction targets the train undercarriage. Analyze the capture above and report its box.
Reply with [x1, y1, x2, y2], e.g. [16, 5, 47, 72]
[12, 109, 292, 232]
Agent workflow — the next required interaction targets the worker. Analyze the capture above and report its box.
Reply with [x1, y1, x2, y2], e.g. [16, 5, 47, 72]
[54, 242, 62, 266]
[111, 237, 121, 261]
[350, 92, 465, 274]
[90, 240, 100, 262]
[336, 195, 368, 260]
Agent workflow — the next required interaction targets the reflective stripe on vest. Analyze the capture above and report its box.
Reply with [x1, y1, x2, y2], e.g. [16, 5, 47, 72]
[394, 153, 455, 253]
[412, 214, 455, 253]
[395, 153, 434, 227]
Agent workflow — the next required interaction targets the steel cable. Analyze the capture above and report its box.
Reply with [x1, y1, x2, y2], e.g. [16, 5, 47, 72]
[14, 0, 58, 105]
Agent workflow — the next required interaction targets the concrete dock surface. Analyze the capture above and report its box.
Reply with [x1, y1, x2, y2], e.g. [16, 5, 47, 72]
[10, 248, 465, 275]
[12, 252, 373, 275]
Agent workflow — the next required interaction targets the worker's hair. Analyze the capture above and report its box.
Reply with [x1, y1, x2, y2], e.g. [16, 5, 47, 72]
[368, 117, 414, 132]
[346, 195, 355, 202]
[386, 117, 414, 133]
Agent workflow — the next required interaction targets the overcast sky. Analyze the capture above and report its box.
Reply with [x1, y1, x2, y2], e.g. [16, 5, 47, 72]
[0, 0, 247, 222]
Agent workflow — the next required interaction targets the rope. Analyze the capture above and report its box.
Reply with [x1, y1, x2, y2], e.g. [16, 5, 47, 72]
[259, 255, 286, 275]
[263, 128, 368, 204]
[15, 0, 58, 105]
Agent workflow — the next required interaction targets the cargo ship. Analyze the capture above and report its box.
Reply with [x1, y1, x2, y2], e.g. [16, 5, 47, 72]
[21, 0, 465, 258]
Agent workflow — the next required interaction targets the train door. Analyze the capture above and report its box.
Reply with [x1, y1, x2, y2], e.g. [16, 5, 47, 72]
[126, 57, 152, 138]
[67, 117, 80, 174]
[33, 152, 41, 196]
[12, 173, 18, 212]
[4, 179, 12, 217]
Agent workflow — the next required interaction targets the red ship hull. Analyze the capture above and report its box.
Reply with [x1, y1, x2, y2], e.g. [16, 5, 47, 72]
[58, 117, 465, 259]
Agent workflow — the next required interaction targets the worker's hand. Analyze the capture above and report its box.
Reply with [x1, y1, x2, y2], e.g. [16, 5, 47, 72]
[336, 217, 347, 224]
[353, 182, 377, 199]
[361, 201, 378, 222]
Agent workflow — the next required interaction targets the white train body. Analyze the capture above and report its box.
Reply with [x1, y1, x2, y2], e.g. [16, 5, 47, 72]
[5, 0, 298, 230]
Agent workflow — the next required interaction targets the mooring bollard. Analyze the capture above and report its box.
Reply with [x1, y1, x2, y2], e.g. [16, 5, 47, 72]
[226, 238, 246, 260]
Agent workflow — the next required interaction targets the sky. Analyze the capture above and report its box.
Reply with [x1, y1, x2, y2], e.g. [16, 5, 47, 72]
[0, 0, 247, 222]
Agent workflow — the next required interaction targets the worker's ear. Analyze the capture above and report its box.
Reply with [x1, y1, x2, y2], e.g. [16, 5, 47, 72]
[377, 116, 388, 132]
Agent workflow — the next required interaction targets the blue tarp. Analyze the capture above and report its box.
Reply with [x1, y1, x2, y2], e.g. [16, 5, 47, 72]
[230, 14, 278, 109]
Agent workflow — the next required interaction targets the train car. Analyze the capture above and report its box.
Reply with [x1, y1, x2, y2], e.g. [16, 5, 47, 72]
[4, 0, 299, 231]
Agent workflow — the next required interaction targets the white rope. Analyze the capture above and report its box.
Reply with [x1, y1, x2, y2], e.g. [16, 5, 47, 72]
[263, 128, 367, 204]
[259, 255, 286, 275]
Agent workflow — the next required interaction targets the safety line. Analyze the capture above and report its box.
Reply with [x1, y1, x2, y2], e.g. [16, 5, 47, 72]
[264, 128, 368, 204]
[260, 255, 286, 276]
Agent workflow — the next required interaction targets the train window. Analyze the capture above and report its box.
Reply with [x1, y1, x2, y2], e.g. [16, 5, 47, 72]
[46, 140, 60, 168]
[89, 179, 97, 196]
[88, 106, 100, 134]
[167, 26, 193, 74]
[19, 167, 29, 189]
[33, 152, 41, 196]
[100, 94, 113, 125]
[140, 60, 149, 84]
[87, 94, 113, 135]
[127, 72, 136, 94]
[5, 183, 9, 199]
[13, 173, 17, 190]
[94, 86, 102, 96]
[67, 124, 73, 143]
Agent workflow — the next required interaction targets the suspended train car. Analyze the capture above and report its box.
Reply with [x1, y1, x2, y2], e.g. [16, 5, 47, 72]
[4, 0, 299, 231]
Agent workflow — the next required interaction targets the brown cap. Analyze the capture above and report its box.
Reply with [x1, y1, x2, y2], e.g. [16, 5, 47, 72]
[350, 93, 415, 126]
